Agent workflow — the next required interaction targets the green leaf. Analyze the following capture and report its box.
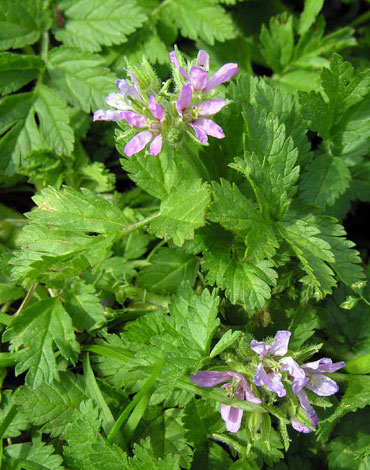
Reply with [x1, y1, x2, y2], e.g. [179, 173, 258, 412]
[299, 155, 351, 209]
[260, 13, 294, 73]
[0, 92, 44, 175]
[64, 280, 106, 332]
[209, 180, 279, 260]
[54, 0, 147, 52]
[0, 0, 44, 51]
[203, 231, 277, 309]
[161, 0, 237, 45]
[182, 399, 223, 447]
[277, 218, 336, 298]
[148, 179, 211, 247]
[0, 52, 44, 95]
[63, 400, 129, 470]
[230, 106, 299, 220]
[3, 297, 80, 387]
[34, 85, 75, 156]
[136, 247, 199, 295]
[298, 0, 324, 35]
[139, 408, 193, 469]
[129, 439, 181, 470]
[120, 148, 181, 201]
[313, 215, 365, 286]
[47, 47, 116, 112]
[299, 54, 370, 139]
[210, 329, 242, 358]
[0, 390, 29, 438]
[10, 186, 136, 284]
[4, 442, 64, 470]
[14, 372, 88, 437]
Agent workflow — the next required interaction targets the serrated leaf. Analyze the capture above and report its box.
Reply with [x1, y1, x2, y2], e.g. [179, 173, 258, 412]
[64, 280, 106, 332]
[63, 400, 129, 470]
[299, 154, 351, 209]
[47, 47, 116, 112]
[149, 179, 211, 246]
[129, 439, 181, 470]
[54, 0, 146, 52]
[10, 186, 135, 284]
[182, 398, 223, 447]
[35, 85, 75, 156]
[203, 232, 277, 309]
[0, 390, 29, 438]
[120, 148, 181, 201]
[162, 0, 236, 45]
[260, 13, 294, 73]
[277, 218, 336, 298]
[298, 0, 324, 35]
[0, 52, 44, 95]
[0, 0, 44, 51]
[210, 329, 242, 358]
[137, 247, 199, 295]
[0, 92, 45, 175]
[14, 372, 88, 437]
[313, 215, 365, 286]
[4, 442, 64, 470]
[210, 180, 279, 260]
[3, 298, 80, 387]
[230, 106, 299, 220]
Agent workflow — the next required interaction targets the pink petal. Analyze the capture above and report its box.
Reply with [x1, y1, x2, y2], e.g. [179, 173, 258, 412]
[116, 79, 140, 100]
[105, 92, 131, 110]
[169, 51, 189, 80]
[270, 330, 291, 357]
[120, 111, 148, 128]
[93, 110, 123, 121]
[122, 67, 141, 97]
[196, 50, 209, 70]
[305, 374, 339, 396]
[189, 66, 208, 91]
[303, 358, 346, 374]
[197, 98, 227, 116]
[220, 404, 243, 433]
[188, 122, 208, 144]
[124, 131, 153, 157]
[192, 118, 225, 139]
[254, 363, 286, 397]
[204, 63, 239, 92]
[280, 357, 305, 379]
[250, 340, 271, 360]
[176, 83, 192, 116]
[148, 95, 164, 121]
[149, 133, 162, 156]
[190, 371, 232, 387]
[295, 388, 318, 428]
[290, 417, 313, 434]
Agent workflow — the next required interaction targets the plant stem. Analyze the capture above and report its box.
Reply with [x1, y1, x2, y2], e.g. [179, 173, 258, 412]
[210, 433, 247, 458]
[106, 355, 166, 443]
[120, 212, 161, 236]
[12, 283, 38, 318]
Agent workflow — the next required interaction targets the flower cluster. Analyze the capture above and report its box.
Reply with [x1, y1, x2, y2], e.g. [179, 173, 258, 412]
[190, 330, 345, 434]
[93, 49, 238, 157]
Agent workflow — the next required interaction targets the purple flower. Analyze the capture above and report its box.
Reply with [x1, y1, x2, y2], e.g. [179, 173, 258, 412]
[169, 49, 238, 94]
[190, 371, 261, 433]
[251, 331, 305, 398]
[291, 358, 345, 433]
[95, 93, 164, 157]
[176, 83, 227, 144]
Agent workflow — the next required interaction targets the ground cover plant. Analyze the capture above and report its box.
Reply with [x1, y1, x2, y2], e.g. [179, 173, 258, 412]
[1, 0, 370, 468]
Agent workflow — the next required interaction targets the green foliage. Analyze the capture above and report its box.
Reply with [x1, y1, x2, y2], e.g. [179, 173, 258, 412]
[54, 0, 147, 52]
[3, 298, 80, 387]
[148, 179, 211, 246]
[14, 372, 88, 437]
[1, 1, 370, 469]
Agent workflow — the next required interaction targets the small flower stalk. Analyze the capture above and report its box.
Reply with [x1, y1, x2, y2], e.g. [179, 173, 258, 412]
[190, 330, 345, 436]
[93, 48, 238, 157]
